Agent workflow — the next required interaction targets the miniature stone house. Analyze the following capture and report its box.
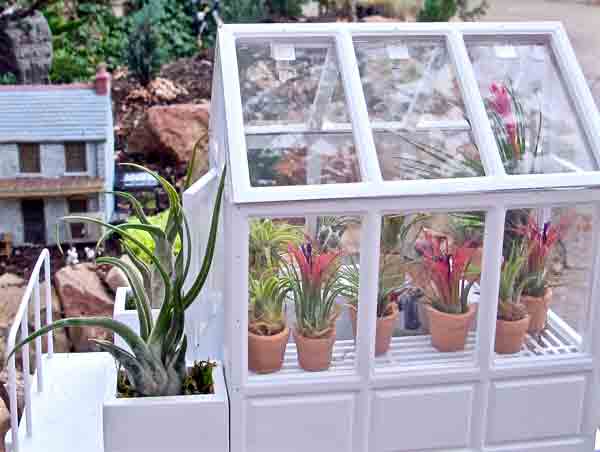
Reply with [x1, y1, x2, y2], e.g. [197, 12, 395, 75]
[0, 68, 114, 246]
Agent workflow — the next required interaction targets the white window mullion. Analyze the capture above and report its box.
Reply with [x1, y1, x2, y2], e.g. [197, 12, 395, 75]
[447, 30, 506, 177]
[336, 30, 383, 183]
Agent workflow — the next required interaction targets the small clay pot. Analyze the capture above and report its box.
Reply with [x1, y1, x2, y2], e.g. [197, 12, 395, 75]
[248, 327, 289, 374]
[521, 288, 552, 335]
[349, 303, 399, 356]
[495, 315, 530, 354]
[425, 304, 477, 352]
[293, 328, 335, 372]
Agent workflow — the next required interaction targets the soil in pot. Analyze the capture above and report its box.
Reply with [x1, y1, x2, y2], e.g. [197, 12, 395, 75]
[521, 288, 552, 335]
[117, 361, 216, 398]
[349, 303, 399, 356]
[293, 328, 335, 372]
[248, 327, 289, 374]
[425, 304, 477, 352]
[495, 315, 530, 354]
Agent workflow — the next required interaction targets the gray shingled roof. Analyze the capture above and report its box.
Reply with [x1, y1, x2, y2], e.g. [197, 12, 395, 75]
[0, 87, 110, 143]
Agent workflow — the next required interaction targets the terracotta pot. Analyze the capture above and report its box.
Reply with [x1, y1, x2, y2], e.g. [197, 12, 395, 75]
[293, 328, 335, 372]
[425, 304, 477, 352]
[521, 288, 552, 335]
[495, 315, 530, 354]
[248, 327, 289, 374]
[348, 303, 399, 356]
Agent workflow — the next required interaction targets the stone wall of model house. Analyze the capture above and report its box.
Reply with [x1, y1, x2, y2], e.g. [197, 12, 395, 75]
[0, 141, 107, 245]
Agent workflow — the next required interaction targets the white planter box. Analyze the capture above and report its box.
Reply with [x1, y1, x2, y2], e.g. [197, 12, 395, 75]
[103, 362, 229, 452]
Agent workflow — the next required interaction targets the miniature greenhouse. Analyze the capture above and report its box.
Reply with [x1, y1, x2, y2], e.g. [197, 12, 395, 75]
[185, 21, 600, 452]
[5, 20, 600, 452]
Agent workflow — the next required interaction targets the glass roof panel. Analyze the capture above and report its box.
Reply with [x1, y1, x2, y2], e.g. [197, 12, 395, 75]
[236, 38, 360, 187]
[353, 36, 485, 181]
[466, 38, 597, 174]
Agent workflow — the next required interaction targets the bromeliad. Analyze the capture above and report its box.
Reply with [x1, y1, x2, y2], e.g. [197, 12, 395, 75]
[283, 240, 344, 338]
[415, 232, 478, 315]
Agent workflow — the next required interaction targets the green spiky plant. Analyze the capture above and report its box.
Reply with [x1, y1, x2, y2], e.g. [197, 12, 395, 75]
[497, 243, 530, 322]
[339, 214, 427, 318]
[8, 163, 227, 398]
[249, 275, 288, 336]
[249, 219, 302, 277]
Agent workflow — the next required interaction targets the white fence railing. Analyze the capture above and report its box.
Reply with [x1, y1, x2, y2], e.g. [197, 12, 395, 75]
[6, 249, 53, 452]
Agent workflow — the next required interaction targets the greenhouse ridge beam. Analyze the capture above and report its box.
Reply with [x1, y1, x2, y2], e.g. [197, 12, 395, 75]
[218, 22, 600, 205]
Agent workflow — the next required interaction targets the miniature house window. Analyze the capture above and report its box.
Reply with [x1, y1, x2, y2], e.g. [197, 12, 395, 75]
[65, 142, 87, 173]
[187, 23, 600, 452]
[18, 143, 41, 173]
[68, 197, 88, 239]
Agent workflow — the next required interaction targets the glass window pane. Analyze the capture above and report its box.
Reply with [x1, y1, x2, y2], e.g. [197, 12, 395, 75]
[247, 216, 361, 379]
[373, 211, 485, 371]
[353, 37, 485, 180]
[467, 39, 597, 174]
[494, 205, 593, 361]
[236, 38, 361, 187]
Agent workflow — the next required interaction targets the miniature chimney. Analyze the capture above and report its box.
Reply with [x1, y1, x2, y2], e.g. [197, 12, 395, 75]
[95, 63, 111, 96]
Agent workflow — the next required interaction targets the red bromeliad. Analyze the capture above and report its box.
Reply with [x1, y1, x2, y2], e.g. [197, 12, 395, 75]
[489, 82, 520, 160]
[416, 232, 478, 314]
[515, 214, 571, 296]
[284, 240, 344, 338]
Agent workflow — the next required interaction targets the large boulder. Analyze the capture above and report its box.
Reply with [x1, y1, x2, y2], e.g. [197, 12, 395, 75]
[54, 264, 114, 352]
[0, 11, 52, 84]
[128, 103, 210, 177]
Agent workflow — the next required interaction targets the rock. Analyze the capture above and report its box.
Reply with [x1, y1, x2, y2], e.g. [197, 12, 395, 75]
[0, 11, 53, 84]
[0, 397, 9, 452]
[104, 255, 140, 292]
[0, 275, 70, 369]
[54, 264, 114, 352]
[128, 103, 210, 177]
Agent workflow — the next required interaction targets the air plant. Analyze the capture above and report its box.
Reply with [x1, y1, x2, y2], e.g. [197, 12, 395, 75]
[338, 258, 397, 319]
[282, 241, 345, 338]
[249, 218, 302, 277]
[414, 232, 478, 314]
[497, 243, 530, 321]
[485, 80, 543, 174]
[515, 214, 566, 297]
[249, 275, 288, 336]
[8, 163, 227, 398]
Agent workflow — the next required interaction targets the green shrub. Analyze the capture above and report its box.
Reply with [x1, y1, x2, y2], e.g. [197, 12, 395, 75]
[416, 0, 488, 22]
[46, 1, 128, 83]
[124, 209, 182, 264]
[266, 0, 308, 17]
[0, 72, 17, 84]
[126, 0, 166, 86]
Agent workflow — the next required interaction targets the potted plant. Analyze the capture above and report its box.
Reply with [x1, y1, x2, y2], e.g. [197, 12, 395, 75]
[413, 232, 479, 352]
[516, 215, 562, 335]
[282, 241, 344, 371]
[8, 164, 228, 452]
[495, 243, 531, 354]
[339, 258, 398, 356]
[248, 275, 290, 373]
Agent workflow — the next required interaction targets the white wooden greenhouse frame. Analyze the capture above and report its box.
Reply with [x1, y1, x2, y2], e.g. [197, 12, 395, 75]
[181, 21, 600, 452]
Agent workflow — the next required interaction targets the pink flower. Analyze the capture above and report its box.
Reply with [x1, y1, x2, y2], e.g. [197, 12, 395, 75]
[490, 82, 512, 117]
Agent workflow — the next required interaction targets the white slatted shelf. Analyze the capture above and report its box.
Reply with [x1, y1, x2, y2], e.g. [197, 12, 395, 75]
[249, 314, 581, 380]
